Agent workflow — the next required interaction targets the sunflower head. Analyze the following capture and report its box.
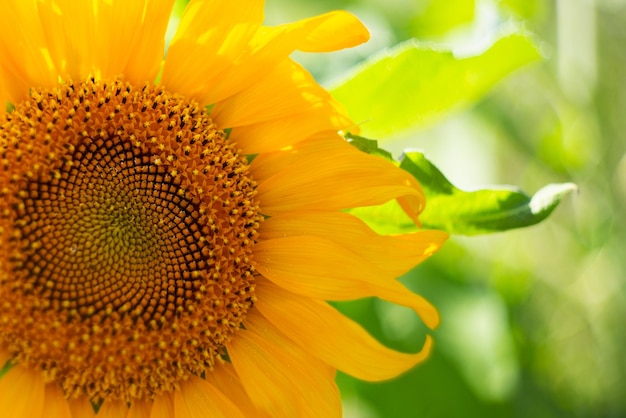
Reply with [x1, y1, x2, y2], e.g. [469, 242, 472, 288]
[0, 1, 446, 416]
[1, 77, 261, 401]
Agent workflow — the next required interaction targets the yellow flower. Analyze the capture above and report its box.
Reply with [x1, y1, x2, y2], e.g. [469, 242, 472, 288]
[0, 0, 448, 416]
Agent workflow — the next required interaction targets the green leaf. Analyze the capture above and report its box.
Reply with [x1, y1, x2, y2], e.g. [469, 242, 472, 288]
[348, 141, 576, 235]
[497, 0, 542, 19]
[331, 33, 541, 139]
[410, 0, 476, 38]
[407, 151, 576, 235]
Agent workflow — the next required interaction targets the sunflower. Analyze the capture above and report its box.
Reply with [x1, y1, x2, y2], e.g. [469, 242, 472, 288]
[0, 0, 448, 416]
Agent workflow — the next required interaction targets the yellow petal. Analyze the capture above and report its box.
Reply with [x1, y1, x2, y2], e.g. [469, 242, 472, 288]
[204, 363, 260, 417]
[165, 4, 367, 105]
[295, 11, 370, 52]
[260, 211, 447, 276]
[36, 0, 97, 81]
[230, 112, 350, 155]
[68, 397, 95, 418]
[211, 59, 352, 153]
[0, 365, 45, 417]
[97, 400, 128, 418]
[174, 375, 245, 418]
[93, 0, 146, 79]
[255, 235, 439, 328]
[212, 59, 339, 128]
[0, 78, 8, 114]
[201, 12, 362, 105]
[254, 135, 424, 220]
[127, 399, 152, 418]
[0, 0, 56, 101]
[162, 0, 264, 101]
[123, 0, 175, 84]
[227, 311, 341, 417]
[150, 392, 174, 418]
[247, 131, 332, 183]
[246, 311, 342, 418]
[41, 383, 72, 418]
[90, 0, 173, 83]
[256, 280, 434, 381]
[226, 331, 297, 417]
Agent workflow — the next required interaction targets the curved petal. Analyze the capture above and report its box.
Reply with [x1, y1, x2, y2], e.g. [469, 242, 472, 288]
[254, 235, 439, 329]
[162, 0, 264, 101]
[227, 311, 341, 418]
[164, 4, 367, 105]
[212, 60, 340, 128]
[97, 400, 128, 418]
[150, 392, 174, 418]
[256, 280, 434, 381]
[41, 383, 72, 418]
[295, 11, 370, 52]
[0, 78, 8, 114]
[174, 375, 246, 418]
[34, 0, 173, 83]
[201, 12, 363, 105]
[204, 363, 260, 417]
[127, 399, 152, 418]
[244, 312, 341, 418]
[226, 331, 298, 417]
[36, 0, 97, 81]
[247, 131, 332, 182]
[68, 397, 96, 418]
[253, 135, 424, 220]
[94, 1, 145, 79]
[122, 0, 175, 84]
[211, 59, 352, 154]
[230, 112, 350, 155]
[0, 0, 56, 102]
[91, 0, 174, 83]
[0, 365, 45, 417]
[260, 211, 447, 276]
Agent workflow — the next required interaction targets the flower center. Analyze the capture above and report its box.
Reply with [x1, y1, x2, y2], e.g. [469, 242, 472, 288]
[0, 79, 261, 401]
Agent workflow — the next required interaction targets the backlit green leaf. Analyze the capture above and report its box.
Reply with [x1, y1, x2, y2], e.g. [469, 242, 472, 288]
[410, 0, 476, 38]
[331, 33, 541, 139]
[400, 151, 577, 235]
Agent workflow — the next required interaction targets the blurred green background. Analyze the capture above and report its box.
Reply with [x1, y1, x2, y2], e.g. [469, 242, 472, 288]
[175, 0, 624, 416]
[263, 0, 625, 417]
